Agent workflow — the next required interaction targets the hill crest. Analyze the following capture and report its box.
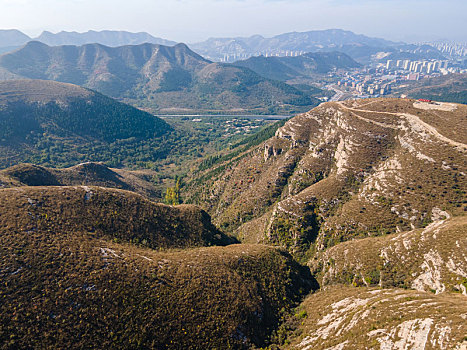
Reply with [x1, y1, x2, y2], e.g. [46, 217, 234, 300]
[0, 42, 316, 114]
[186, 98, 467, 258]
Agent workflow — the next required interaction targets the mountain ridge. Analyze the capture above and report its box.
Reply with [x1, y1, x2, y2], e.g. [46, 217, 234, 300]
[0, 185, 317, 348]
[232, 51, 361, 82]
[0, 42, 318, 114]
[35, 30, 177, 47]
[0, 162, 161, 200]
[186, 98, 467, 259]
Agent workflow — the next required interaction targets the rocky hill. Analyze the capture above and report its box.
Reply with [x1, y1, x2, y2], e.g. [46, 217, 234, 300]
[0, 162, 161, 200]
[0, 42, 317, 114]
[283, 286, 467, 349]
[0, 79, 173, 168]
[186, 98, 467, 259]
[0, 185, 315, 349]
[316, 216, 467, 294]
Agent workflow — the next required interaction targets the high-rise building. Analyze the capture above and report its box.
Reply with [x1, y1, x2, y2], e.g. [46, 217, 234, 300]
[426, 62, 433, 74]
[403, 60, 410, 70]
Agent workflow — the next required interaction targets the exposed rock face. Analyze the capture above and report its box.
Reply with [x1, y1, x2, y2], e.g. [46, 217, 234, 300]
[316, 215, 467, 294]
[264, 144, 283, 161]
[188, 98, 467, 256]
[284, 287, 467, 350]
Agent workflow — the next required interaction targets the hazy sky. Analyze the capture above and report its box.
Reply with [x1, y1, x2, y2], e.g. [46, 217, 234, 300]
[1, 0, 466, 43]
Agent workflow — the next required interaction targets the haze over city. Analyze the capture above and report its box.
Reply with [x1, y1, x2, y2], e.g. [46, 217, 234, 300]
[1, 0, 466, 43]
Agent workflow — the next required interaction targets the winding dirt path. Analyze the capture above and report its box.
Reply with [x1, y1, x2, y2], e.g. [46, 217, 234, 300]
[337, 102, 467, 151]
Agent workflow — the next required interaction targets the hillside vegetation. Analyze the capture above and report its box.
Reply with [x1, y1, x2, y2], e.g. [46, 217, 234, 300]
[233, 52, 361, 83]
[186, 98, 467, 260]
[0, 186, 235, 249]
[316, 216, 467, 294]
[0, 80, 175, 168]
[0, 162, 161, 199]
[0, 186, 316, 349]
[0, 42, 318, 114]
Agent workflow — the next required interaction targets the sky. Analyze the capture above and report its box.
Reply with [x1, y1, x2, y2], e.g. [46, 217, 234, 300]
[0, 0, 466, 43]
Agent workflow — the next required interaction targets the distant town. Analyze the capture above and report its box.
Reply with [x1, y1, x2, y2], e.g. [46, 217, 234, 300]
[219, 50, 307, 62]
[322, 43, 467, 101]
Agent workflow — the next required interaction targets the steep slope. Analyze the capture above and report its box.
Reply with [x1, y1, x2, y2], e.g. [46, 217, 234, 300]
[0, 186, 315, 349]
[233, 52, 361, 82]
[283, 287, 467, 350]
[316, 216, 467, 294]
[186, 98, 467, 258]
[0, 162, 161, 200]
[0, 42, 317, 114]
[0, 79, 172, 168]
[35, 30, 176, 47]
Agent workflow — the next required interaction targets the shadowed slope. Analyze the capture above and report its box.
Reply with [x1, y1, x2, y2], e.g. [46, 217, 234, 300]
[0, 162, 161, 199]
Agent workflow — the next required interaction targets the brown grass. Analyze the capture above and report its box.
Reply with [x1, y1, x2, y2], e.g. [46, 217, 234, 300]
[283, 286, 467, 350]
[0, 186, 316, 349]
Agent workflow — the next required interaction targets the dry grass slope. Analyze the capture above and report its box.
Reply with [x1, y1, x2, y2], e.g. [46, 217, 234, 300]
[0, 186, 235, 249]
[0, 162, 160, 200]
[315, 216, 467, 294]
[283, 286, 467, 350]
[187, 98, 467, 259]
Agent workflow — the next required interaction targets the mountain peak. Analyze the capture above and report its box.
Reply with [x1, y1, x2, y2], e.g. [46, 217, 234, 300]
[33, 29, 177, 47]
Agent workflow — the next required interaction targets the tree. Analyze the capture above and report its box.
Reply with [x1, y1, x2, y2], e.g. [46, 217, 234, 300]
[164, 179, 181, 205]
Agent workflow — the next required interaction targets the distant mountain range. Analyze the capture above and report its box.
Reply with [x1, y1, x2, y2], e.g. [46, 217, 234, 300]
[0, 29, 176, 49]
[0, 29, 30, 47]
[35, 30, 177, 47]
[0, 41, 318, 114]
[0, 28, 447, 64]
[190, 29, 399, 62]
[189, 29, 447, 64]
[232, 52, 361, 83]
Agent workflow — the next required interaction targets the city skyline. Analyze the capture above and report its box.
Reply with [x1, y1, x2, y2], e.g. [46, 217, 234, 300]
[0, 0, 466, 44]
